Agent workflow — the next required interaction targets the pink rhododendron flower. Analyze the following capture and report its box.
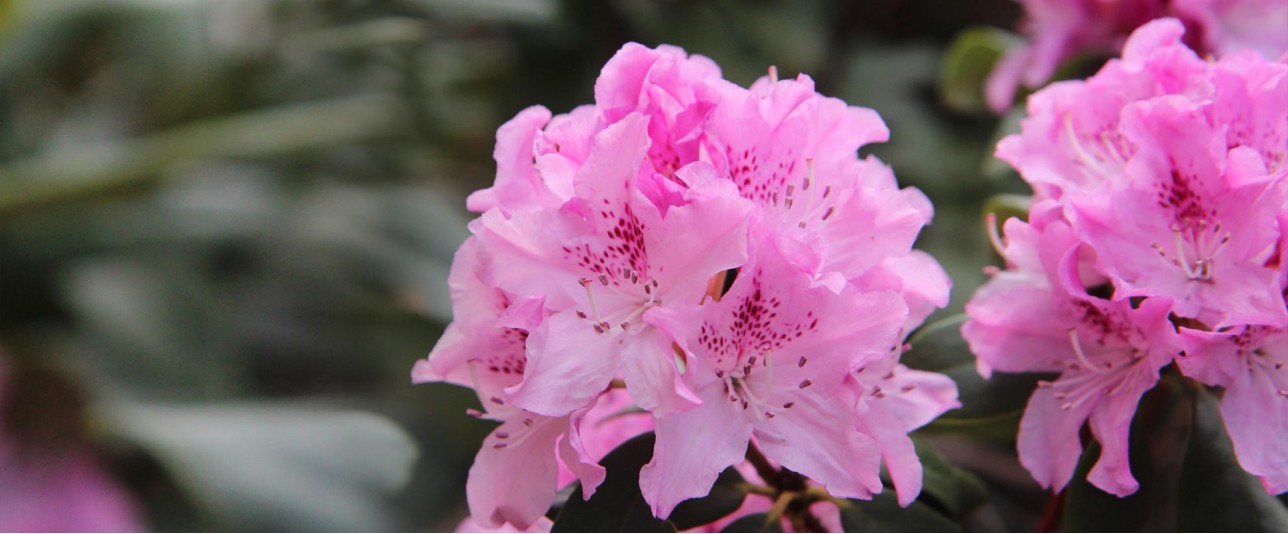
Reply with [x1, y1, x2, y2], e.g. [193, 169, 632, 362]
[412, 239, 616, 529]
[472, 115, 754, 418]
[846, 358, 962, 506]
[1173, 0, 1288, 59]
[1178, 326, 1288, 493]
[986, 0, 1288, 113]
[969, 18, 1287, 496]
[415, 41, 956, 529]
[966, 218, 1182, 495]
[1069, 96, 1286, 327]
[641, 227, 908, 516]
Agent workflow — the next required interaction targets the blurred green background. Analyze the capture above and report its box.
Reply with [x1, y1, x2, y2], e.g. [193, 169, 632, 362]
[0, 0, 1040, 531]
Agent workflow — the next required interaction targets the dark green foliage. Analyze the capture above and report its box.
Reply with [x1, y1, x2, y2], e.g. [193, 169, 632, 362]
[553, 432, 750, 532]
[721, 513, 783, 533]
[912, 437, 990, 520]
[1177, 391, 1288, 532]
[902, 314, 1049, 443]
[839, 494, 963, 533]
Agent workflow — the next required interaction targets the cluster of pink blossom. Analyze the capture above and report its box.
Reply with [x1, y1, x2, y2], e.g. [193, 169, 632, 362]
[413, 43, 958, 530]
[965, 19, 1286, 497]
[986, 0, 1288, 112]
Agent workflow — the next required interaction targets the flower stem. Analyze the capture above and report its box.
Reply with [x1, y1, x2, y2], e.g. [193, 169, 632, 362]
[765, 491, 796, 525]
[1035, 490, 1065, 532]
[744, 441, 779, 486]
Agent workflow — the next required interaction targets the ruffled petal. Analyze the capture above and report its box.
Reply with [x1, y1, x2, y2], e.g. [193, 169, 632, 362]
[640, 391, 754, 518]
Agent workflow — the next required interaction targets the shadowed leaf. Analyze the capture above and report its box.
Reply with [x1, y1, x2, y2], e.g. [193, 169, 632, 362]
[552, 433, 675, 533]
[1177, 389, 1288, 532]
[839, 493, 962, 532]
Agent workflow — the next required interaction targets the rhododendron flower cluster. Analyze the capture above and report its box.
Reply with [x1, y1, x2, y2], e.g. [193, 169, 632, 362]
[986, 0, 1288, 112]
[965, 18, 1287, 497]
[413, 43, 957, 530]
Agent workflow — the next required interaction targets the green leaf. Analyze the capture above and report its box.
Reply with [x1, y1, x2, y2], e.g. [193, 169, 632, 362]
[721, 513, 783, 533]
[838, 494, 963, 532]
[902, 314, 1046, 442]
[1177, 389, 1288, 531]
[1062, 442, 1153, 532]
[106, 404, 418, 532]
[937, 27, 1015, 115]
[669, 465, 748, 530]
[912, 437, 989, 519]
[552, 433, 676, 532]
[1063, 378, 1192, 532]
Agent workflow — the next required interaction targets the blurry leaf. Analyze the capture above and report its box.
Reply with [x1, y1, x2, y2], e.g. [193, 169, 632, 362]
[552, 432, 675, 532]
[0, 94, 407, 218]
[410, 0, 557, 24]
[937, 27, 1012, 115]
[721, 513, 782, 533]
[903, 314, 1046, 441]
[281, 18, 429, 53]
[912, 437, 989, 519]
[982, 194, 1030, 227]
[841, 41, 996, 196]
[838, 494, 963, 532]
[981, 106, 1026, 180]
[1062, 442, 1151, 532]
[1177, 390, 1288, 531]
[669, 466, 747, 530]
[292, 184, 468, 322]
[106, 404, 418, 532]
[1063, 379, 1192, 532]
[60, 257, 242, 398]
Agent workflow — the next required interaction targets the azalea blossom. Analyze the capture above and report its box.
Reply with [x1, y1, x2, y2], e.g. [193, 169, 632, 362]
[641, 227, 908, 516]
[472, 115, 754, 418]
[965, 218, 1182, 495]
[415, 41, 956, 529]
[412, 239, 613, 529]
[846, 358, 962, 506]
[1179, 326, 1288, 493]
[969, 18, 1287, 496]
[985, 0, 1288, 113]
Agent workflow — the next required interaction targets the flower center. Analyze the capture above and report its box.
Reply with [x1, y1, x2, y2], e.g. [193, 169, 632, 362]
[1150, 219, 1231, 281]
[1041, 329, 1146, 411]
[576, 274, 660, 335]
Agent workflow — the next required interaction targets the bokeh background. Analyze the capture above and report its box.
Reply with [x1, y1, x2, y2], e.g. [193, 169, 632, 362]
[0, 0, 1045, 531]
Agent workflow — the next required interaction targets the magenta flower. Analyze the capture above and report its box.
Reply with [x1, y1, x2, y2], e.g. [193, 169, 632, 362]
[641, 227, 908, 517]
[966, 218, 1182, 495]
[1068, 96, 1286, 328]
[996, 18, 1286, 330]
[846, 359, 962, 506]
[595, 43, 722, 180]
[1179, 326, 1288, 493]
[412, 239, 613, 529]
[703, 73, 932, 289]
[986, 0, 1168, 113]
[969, 18, 1287, 497]
[986, 0, 1288, 113]
[416, 41, 956, 528]
[1172, 0, 1288, 59]
[471, 114, 754, 418]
